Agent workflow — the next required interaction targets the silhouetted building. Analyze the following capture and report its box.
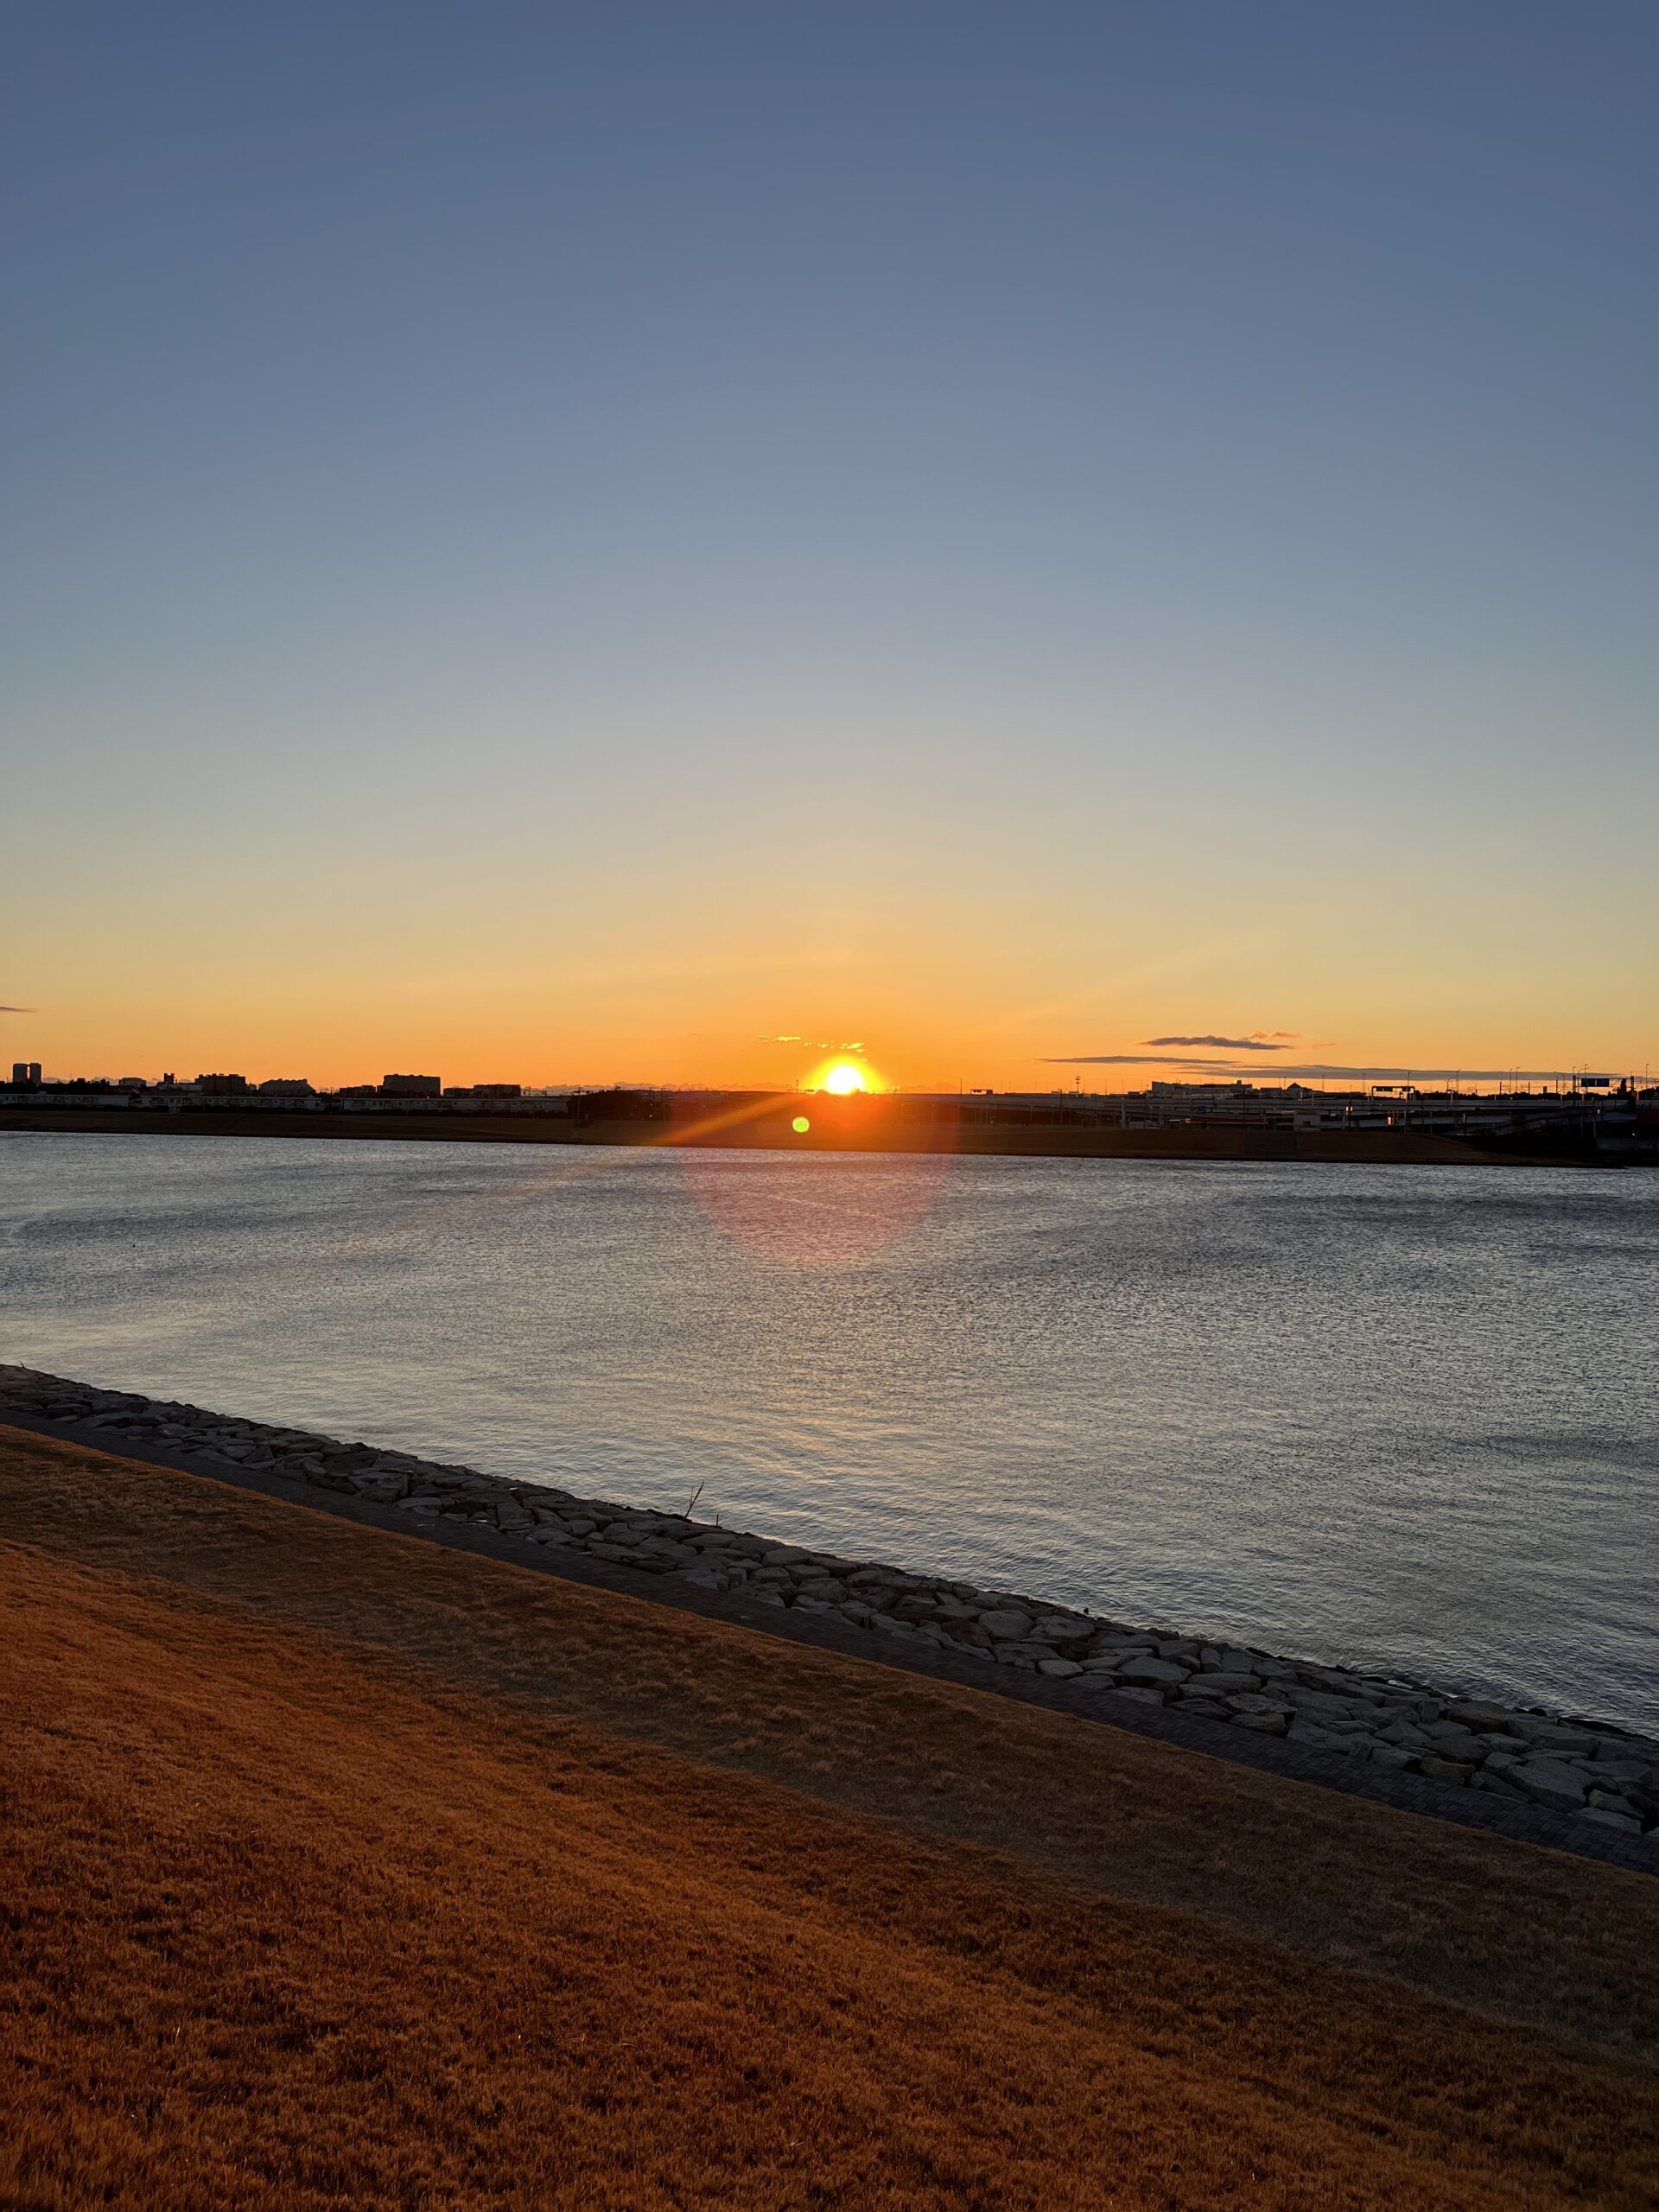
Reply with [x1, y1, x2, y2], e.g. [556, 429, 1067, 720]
[257, 1078, 315, 1096]
[379, 1073, 441, 1096]
[11, 1062, 41, 1085]
[195, 1073, 251, 1094]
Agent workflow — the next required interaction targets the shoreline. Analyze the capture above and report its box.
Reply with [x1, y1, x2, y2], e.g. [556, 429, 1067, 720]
[4, 1361, 1654, 1868]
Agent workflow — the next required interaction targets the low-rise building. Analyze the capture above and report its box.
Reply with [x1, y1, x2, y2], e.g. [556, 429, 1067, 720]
[257, 1078, 315, 1096]
[379, 1073, 441, 1097]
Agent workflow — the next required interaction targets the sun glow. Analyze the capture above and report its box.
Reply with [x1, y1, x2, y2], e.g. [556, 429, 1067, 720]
[811, 1057, 874, 1096]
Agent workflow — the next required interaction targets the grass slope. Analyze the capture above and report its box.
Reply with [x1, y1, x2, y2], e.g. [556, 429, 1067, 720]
[2, 1426, 1655, 2210]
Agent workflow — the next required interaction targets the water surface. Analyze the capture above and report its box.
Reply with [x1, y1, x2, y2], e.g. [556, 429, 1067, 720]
[3, 1132, 1655, 1730]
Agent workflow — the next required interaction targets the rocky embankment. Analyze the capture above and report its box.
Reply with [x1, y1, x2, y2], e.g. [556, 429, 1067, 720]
[6, 1363, 1656, 1843]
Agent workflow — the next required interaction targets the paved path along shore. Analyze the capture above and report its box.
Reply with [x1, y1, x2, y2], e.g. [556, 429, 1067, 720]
[4, 1362, 1655, 1872]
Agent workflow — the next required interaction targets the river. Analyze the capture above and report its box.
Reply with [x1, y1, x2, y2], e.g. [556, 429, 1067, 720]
[3, 1131, 1655, 1731]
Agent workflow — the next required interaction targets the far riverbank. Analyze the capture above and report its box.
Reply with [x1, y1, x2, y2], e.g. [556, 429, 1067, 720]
[0, 1095, 1632, 1166]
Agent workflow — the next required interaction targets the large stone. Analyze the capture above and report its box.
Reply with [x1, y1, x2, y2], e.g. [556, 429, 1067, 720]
[1420, 1720, 1478, 1746]
[1029, 1617, 1093, 1645]
[1116, 1656, 1187, 1687]
[1284, 1688, 1373, 1721]
[351, 1471, 410, 1501]
[1227, 1711, 1287, 1736]
[1037, 1658, 1084, 1679]
[1506, 1761, 1590, 1811]
[976, 1609, 1035, 1642]
[1509, 1718, 1599, 1756]
[1591, 1738, 1650, 1764]
[1185, 1670, 1261, 1696]
[1380, 1719, 1433, 1749]
[1442, 1699, 1518, 1730]
[1587, 1789, 1642, 1816]
[945, 1620, 995, 1651]
[892, 1593, 942, 1622]
[638, 1537, 697, 1565]
[1289, 1720, 1361, 1752]
[1297, 1666, 1370, 1695]
[1418, 1755, 1476, 1787]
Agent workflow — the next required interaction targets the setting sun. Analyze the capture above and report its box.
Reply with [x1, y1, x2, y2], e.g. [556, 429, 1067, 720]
[817, 1059, 870, 1096]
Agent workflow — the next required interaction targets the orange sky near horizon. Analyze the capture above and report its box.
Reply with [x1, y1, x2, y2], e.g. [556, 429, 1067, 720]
[7, 868, 1653, 1094]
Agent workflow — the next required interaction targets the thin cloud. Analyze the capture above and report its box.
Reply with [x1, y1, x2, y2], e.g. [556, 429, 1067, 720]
[760, 1033, 868, 1054]
[0, 1005, 33, 1013]
[1142, 1033, 1290, 1051]
[1046, 1056, 1606, 1080]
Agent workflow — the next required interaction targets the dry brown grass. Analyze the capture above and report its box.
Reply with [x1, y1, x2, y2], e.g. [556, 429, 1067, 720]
[2, 1427, 1655, 2210]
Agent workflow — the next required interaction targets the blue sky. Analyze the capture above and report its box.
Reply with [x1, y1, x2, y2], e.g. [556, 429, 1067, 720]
[4, 3, 1655, 1086]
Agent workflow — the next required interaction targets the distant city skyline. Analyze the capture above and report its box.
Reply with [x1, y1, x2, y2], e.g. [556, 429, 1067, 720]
[4, 5, 1655, 1090]
[8, 1044, 1649, 1098]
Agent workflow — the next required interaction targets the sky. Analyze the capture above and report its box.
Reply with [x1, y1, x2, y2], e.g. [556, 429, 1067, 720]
[3, 2, 1655, 1092]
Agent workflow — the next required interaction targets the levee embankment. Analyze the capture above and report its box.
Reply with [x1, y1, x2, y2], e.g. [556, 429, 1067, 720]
[2, 1418, 1656, 2210]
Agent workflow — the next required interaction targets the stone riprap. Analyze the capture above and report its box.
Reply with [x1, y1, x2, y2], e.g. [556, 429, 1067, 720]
[6, 1363, 1656, 1843]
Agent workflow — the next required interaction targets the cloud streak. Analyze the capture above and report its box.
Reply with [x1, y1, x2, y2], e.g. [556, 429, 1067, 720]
[1142, 1033, 1291, 1051]
[760, 1033, 867, 1054]
[1046, 1057, 1611, 1080]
